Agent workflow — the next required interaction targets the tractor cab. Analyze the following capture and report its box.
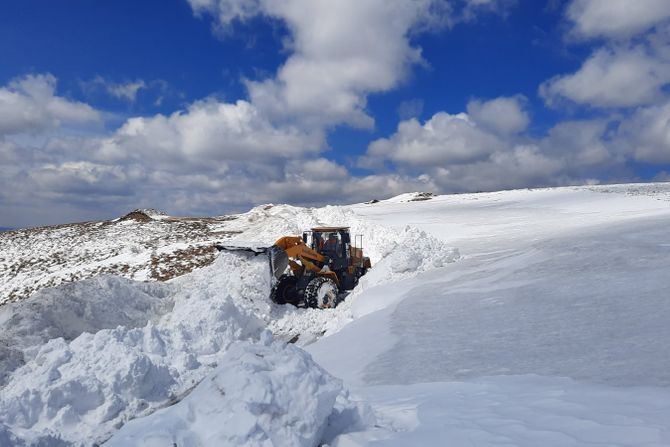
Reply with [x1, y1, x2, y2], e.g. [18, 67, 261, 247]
[304, 227, 349, 267]
[303, 226, 370, 290]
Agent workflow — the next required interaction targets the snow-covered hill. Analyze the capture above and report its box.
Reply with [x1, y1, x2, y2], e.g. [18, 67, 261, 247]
[1, 184, 670, 446]
[0, 209, 241, 305]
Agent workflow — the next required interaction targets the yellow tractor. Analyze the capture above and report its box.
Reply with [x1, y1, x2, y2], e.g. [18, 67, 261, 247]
[219, 227, 370, 308]
[266, 227, 371, 308]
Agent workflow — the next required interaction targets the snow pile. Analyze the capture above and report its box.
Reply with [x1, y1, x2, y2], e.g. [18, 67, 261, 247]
[357, 226, 459, 287]
[106, 332, 368, 447]
[0, 253, 269, 445]
[0, 276, 171, 385]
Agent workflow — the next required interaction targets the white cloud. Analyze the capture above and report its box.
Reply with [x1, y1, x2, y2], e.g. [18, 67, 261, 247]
[616, 101, 670, 164]
[244, 0, 441, 129]
[567, 0, 670, 40]
[188, 0, 262, 28]
[467, 95, 529, 134]
[540, 45, 670, 108]
[545, 1, 670, 109]
[0, 74, 100, 136]
[364, 111, 504, 168]
[428, 144, 565, 192]
[360, 103, 626, 194]
[541, 120, 611, 167]
[187, 0, 514, 130]
[99, 98, 323, 168]
[106, 80, 147, 103]
[81, 76, 168, 103]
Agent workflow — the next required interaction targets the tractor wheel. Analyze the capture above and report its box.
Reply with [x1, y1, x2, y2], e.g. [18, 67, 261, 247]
[304, 277, 338, 309]
[270, 275, 300, 306]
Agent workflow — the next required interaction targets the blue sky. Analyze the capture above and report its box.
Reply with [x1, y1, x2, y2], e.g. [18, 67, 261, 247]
[2, 0, 670, 228]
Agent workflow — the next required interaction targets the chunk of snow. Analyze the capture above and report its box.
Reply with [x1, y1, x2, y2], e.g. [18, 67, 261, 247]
[0, 253, 269, 445]
[107, 335, 352, 447]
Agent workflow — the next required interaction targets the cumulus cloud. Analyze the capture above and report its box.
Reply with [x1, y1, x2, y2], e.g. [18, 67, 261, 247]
[98, 99, 323, 168]
[540, 45, 670, 108]
[0, 73, 431, 226]
[361, 106, 559, 192]
[540, 120, 611, 167]
[243, 0, 443, 129]
[359, 97, 634, 194]
[543, 1, 670, 109]
[566, 0, 670, 40]
[616, 101, 670, 164]
[427, 144, 565, 192]
[187, 0, 514, 129]
[0, 74, 100, 136]
[363, 111, 504, 168]
[467, 95, 529, 134]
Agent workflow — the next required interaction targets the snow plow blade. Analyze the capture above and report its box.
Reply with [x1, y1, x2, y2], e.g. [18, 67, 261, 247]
[215, 244, 268, 255]
[215, 244, 289, 280]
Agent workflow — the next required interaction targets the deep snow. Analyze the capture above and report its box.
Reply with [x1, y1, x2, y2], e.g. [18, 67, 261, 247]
[1, 184, 670, 446]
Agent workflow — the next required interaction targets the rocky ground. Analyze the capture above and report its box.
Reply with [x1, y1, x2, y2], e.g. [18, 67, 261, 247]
[0, 209, 240, 305]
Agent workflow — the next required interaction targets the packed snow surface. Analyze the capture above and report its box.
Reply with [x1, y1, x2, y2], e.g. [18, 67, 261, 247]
[2, 182, 670, 446]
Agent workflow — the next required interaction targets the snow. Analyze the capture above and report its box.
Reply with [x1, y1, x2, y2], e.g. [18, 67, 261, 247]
[335, 377, 670, 447]
[2, 182, 670, 446]
[0, 212, 236, 304]
[106, 333, 351, 447]
[308, 183, 670, 445]
[0, 200, 457, 445]
[0, 253, 269, 445]
[0, 276, 172, 386]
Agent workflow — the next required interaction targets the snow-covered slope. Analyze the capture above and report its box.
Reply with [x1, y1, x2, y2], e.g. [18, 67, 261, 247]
[309, 183, 670, 446]
[0, 209, 240, 305]
[1, 183, 670, 446]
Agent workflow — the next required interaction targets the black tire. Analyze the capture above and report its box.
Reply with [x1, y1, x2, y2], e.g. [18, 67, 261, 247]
[270, 275, 300, 306]
[304, 276, 339, 309]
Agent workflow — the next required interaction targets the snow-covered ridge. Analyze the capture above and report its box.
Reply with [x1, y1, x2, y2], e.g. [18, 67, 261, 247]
[0, 210, 240, 305]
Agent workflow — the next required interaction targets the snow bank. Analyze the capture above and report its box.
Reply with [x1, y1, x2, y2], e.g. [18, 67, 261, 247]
[0, 276, 171, 385]
[107, 333, 364, 447]
[0, 253, 268, 445]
